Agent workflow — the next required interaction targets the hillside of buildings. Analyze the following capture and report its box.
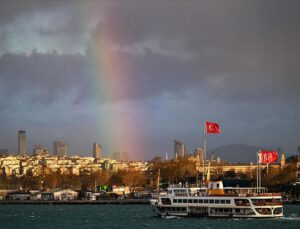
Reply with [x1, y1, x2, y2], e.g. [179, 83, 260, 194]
[0, 154, 299, 198]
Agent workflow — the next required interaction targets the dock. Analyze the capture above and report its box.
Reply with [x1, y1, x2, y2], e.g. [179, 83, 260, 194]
[0, 199, 150, 205]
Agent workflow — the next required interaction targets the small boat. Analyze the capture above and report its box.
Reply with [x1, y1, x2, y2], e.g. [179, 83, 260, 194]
[150, 180, 283, 218]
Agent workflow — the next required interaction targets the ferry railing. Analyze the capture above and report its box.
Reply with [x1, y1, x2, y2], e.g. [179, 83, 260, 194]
[168, 184, 207, 189]
[251, 201, 282, 206]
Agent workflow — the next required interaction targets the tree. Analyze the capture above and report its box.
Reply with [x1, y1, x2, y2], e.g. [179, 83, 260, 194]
[109, 171, 125, 186]
[122, 171, 147, 192]
[224, 170, 236, 178]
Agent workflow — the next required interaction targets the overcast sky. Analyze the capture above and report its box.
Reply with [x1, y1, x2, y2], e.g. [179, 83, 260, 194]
[0, 0, 299, 160]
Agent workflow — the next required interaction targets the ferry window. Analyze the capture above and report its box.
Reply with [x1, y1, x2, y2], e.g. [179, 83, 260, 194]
[224, 208, 229, 212]
[183, 199, 187, 203]
[226, 200, 231, 204]
[215, 199, 220, 204]
[209, 199, 214, 204]
[173, 199, 178, 203]
[178, 199, 182, 203]
[193, 199, 198, 203]
[221, 200, 225, 204]
[204, 199, 208, 203]
[199, 199, 203, 203]
[168, 190, 172, 194]
[220, 208, 224, 212]
[235, 209, 240, 213]
[161, 198, 171, 205]
[274, 208, 282, 214]
[188, 199, 193, 203]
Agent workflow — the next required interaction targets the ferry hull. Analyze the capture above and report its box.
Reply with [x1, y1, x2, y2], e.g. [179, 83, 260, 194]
[150, 200, 283, 218]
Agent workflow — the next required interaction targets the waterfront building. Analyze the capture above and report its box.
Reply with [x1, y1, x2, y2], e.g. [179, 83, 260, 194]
[18, 130, 26, 156]
[174, 139, 185, 159]
[53, 141, 67, 157]
[93, 142, 102, 160]
[41, 189, 78, 201]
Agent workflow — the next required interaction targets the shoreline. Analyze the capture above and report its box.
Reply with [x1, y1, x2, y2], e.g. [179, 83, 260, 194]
[0, 199, 150, 205]
[0, 199, 299, 205]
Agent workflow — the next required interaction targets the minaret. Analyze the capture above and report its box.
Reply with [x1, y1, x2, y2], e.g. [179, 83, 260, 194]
[280, 153, 285, 169]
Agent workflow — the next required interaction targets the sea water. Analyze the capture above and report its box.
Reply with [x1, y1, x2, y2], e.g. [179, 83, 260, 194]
[0, 205, 299, 229]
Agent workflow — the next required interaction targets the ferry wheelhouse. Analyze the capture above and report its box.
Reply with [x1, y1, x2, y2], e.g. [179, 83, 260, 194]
[150, 181, 283, 218]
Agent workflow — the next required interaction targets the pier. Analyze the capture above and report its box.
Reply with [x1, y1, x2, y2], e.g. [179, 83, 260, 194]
[0, 199, 150, 205]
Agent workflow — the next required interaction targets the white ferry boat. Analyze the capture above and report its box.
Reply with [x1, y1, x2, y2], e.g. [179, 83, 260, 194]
[150, 181, 283, 218]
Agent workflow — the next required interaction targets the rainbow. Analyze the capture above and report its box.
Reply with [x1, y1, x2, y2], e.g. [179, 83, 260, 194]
[86, 6, 144, 160]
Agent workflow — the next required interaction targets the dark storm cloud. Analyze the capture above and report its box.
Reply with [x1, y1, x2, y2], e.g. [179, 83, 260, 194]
[0, 1, 300, 156]
[1, 1, 300, 105]
[0, 0, 65, 23]
[0, 52, 91, 106]
[83, 1, 300, 104]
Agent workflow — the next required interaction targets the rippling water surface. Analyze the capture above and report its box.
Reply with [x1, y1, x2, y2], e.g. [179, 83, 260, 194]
[0, 204, 299, 229]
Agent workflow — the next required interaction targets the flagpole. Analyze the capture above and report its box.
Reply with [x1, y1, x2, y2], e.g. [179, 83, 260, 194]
[259, 152, 262, 191]
[257, 152, 259, 193]
[258, 150, 261, 193]
[260, 161, 262, 190]
[203, 121, 207, 181]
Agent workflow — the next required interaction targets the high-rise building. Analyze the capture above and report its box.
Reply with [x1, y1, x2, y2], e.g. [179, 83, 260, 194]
[174, 139, 185, 159]
[18, 130, 26, 156]
[93, 142, 102, 159]
[112, 152, 129, 161]
[33, 145, 44, 156]
[194, 148, 204, 162]
[113, 152, 121, 161]
[53, 141, 67, 157]
[34, 148, 50, 157]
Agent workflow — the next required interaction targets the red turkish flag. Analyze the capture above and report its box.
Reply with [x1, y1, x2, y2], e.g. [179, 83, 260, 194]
[259, 150, 278, 163]
[205, 121, 221, 134]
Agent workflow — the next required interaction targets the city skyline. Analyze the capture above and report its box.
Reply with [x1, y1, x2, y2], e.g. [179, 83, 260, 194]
[0, 1, 300, 160]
